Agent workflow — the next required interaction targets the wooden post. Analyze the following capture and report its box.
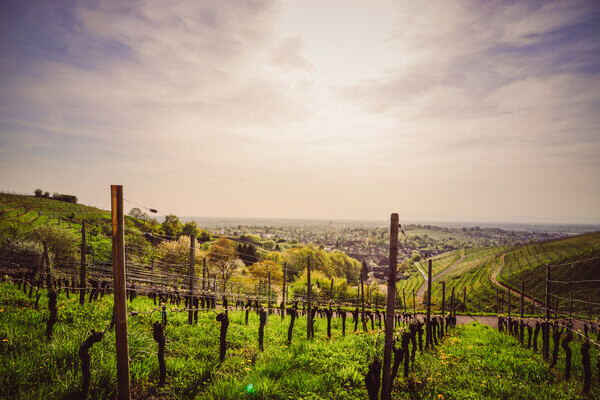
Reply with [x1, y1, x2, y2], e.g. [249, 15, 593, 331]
[381, 213, 399, 400]
[80, 220, 86, 306]
[544, 264, 550, 360]
[188, 235, 195, 325]
[282, 263, 287, 320]
[268, 270, 271, 315]
[307, 256, 312, 340]
[441, 281, 446, 338]
[450, 287, 455, 318]
[361, 261, 367, 331]
[330, 278, 334, 300]
[412, 289, 416, 318]
[111, 185, 130, 400]
[402, 289, 406, 313]
[425, 259, 432, 349]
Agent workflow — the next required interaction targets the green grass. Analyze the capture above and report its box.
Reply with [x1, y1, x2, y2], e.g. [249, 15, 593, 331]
[395, 322, 598, 400]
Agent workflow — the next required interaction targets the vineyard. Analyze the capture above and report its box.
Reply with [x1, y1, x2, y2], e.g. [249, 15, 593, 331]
[1, 191, 599, 399]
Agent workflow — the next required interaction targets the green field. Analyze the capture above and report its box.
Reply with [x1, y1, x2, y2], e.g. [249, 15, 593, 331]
[1, 282, 597, 399]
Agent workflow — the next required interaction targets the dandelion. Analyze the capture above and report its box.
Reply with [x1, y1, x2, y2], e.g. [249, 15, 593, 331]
[427, 377, 433, 381]
[2, 339, 8, 342]
[438, 395, 444, 400]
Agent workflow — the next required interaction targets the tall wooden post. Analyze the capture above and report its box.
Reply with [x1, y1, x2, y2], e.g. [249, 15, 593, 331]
[188, 235, 195, 325]
[111, 185, 130, 400]
[330, 278, 334, 300]
[268, 270, 271, 315]
[441, 282, 446, 338]
[412, 289, 416, 318]
[79, 220, 86, 306]
[425, 259, 432, 349]
[381, 213, 399, 400]
[307, 256, 312, 340]
[282, 263, 287, 320]
[450, 287, 455, 317]
[544, 264, 550, 360]
[361, 261, 367, 331]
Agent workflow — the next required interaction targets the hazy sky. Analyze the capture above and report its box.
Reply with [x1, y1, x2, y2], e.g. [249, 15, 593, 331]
[1, 0, 599, 223]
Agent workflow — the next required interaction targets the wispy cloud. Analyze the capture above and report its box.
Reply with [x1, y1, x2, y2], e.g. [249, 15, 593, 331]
[1, 0, 598, 221]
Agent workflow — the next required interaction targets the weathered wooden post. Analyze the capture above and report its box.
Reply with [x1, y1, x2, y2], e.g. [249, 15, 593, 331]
[111, 185, 130, 400]
[425, 259, 432, 349]
[188, 235, 195, 325]
[440, 282, 446, 338]
[544, 264, 550, 361]
[268, 270, 271, 315]
[307, 256, 313, 340]
[80, 220, 86, 306]
[281, 263, 287, 320]
[381, 213, 399, 400]
[361, 260, 367, 331]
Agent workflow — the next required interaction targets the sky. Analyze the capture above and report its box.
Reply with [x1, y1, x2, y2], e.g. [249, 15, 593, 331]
[1, 0, 599, 223]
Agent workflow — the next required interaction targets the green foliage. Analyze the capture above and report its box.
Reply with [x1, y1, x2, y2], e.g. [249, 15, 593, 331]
[30, 224, 78, 265]
[161, 214, 182, 237]
[181, 221, 200, 237]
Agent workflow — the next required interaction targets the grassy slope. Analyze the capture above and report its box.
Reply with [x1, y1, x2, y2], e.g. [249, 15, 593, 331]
[1, 283, 597, 399]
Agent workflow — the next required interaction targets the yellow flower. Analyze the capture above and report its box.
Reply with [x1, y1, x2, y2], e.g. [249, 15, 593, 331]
[438, 395, 444, 400]
[2, 339, 8, 342]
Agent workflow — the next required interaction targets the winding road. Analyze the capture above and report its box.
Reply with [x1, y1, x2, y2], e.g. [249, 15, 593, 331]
[415, 255, 466, 305]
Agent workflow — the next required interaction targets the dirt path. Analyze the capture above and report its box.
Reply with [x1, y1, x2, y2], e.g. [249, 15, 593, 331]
[489, 254, 545, 309]
[415, 256, 466, 304]
[414, 262, 428, 304]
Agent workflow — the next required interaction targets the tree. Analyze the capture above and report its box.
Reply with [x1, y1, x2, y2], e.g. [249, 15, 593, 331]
[34, 188, 43, 197]
[247, 260, 282, 288]
[30, 225, 78, 267]
[198, 230, 211, 243]
[161, 214, 182, 237]
[157, 236, 205, 273]
[181, 221, 200, 237]
[128, 207, 149, 221]
[237, 243, 258, 266]
[208, 237, 239, 290]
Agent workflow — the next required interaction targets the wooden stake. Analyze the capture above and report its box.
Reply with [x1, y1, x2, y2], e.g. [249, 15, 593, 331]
[381, 213, 399, 400]
[188, 235, 195, 325]
[111, 185, 130, 400]
[307, 256, 312, 340]
[80, 220, 86, 306]
[426, 259, 432, 349]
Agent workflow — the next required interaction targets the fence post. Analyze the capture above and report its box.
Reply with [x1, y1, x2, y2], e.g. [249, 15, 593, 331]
[307, 256, 312, 340]
[381, 213, 399, 400]
[544, 264, 550, 361]
[425, 259, 432, 349]
[80, 220, 86, 306]
[441, 282, 446, 338]
[111, 185, 130, 400]
[268, 271, 271, 315]
[282, 263, 287, 320]
[188, 235, 195, 325]
[361, 261, 367, 331]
